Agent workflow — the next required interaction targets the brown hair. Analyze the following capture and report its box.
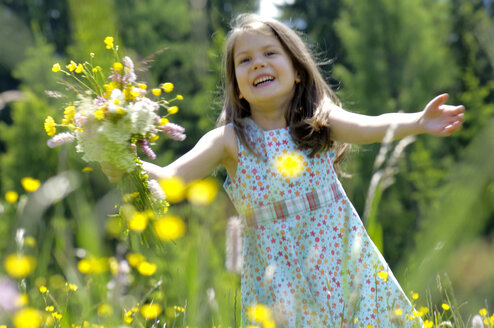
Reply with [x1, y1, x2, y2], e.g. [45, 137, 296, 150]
[217, 13, 346, 163]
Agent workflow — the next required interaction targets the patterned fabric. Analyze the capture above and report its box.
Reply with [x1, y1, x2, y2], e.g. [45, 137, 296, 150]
[224, 117, 423, 328]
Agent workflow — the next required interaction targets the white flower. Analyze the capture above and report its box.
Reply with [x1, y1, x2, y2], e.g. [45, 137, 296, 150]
[123, 56, 137, 84]
[107, 89, 125, 114]
[127, 98, 159, 135]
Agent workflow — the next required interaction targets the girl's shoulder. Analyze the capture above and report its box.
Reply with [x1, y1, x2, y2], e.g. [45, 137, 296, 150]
[210, 124, 238, 161]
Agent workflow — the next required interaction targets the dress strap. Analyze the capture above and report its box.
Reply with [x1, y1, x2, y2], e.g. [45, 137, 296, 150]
[242, 183, 345, 227]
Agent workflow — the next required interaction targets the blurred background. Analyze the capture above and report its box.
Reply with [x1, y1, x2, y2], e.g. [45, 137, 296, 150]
[0, 0, 493, 327]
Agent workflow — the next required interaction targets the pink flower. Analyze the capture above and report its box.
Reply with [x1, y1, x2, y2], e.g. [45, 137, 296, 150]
[138, 139, 156, 159]
[47, 132, 75, 148]
[162, 122, 186, 141]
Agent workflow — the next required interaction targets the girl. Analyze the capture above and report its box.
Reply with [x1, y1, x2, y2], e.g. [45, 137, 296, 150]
[104, 14, 464, 328]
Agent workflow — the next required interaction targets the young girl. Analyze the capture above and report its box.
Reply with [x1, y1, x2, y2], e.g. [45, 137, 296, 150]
[104, 13, 464, 328]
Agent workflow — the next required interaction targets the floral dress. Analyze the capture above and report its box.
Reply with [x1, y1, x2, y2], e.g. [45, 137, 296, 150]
[224, 117, 423, 328]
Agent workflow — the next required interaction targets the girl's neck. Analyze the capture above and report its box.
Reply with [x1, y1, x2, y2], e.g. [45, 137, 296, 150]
[250, 111, 286, 131]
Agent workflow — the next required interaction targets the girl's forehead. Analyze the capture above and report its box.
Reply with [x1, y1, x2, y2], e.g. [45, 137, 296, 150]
[233, 30, 281, 54]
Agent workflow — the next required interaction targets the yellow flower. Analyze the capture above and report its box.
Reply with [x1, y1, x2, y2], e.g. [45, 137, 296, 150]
[395, 308, 403, 316]
[137, 261, 157, 276]
[5, 254, 36, 278]
[44, 116, 57, 137]
[66, 282, 78, 291]
[246, 303, 272, 323]
[66, 60, 77, 72]
[13, 307, 42, 328]
[24, 236, 36, 247]
[45, 306, 55, 312]
[153, 215, 186, 241]
[92, 66, 102, 73]
[159, 176, 186, 203]
[152, 88, 162, 96]
[138, 83, 147, 90]
[15, 293, 28, 307]
[82, 167, 93, 172]
[411, 292, 419, 300]
[104, 36, 114, 49]
[161, 82, 174, 93]
[52, 63, 61, 72]
[140, 303, 162, 320]
[113, 62, 123, 71]
[127, 253, 146, 268]
[75, 64, 83, 74]
[62, 105, 76, 124]
[94, 107, 106, 120]
[423, 319, 433, 328]
[51, 312, 62, 320]
[377, 271, 389, 282]
[442, 303, 450, 311]
[21, 177, 41, 192]
[5, 190, 19, 203]
[77, 259, 92, 274]
[167, 106, 179, 114]
[160, 117, 169, 126]
[480, 308, 488, 316]
[39, 285, 48, 293]
[98, 303, 113, 317]
[273, 151, 305, 178]
[186, 178, 218, 205]
[128, 211, 149, 232]
[176, 94, 184, 100]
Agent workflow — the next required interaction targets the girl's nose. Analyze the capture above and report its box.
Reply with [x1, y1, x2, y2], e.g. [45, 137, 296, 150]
[252, 56, 266, 70]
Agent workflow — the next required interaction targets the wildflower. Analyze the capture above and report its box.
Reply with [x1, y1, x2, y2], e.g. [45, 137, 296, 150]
[39, 286, 48, 293]
[480, 308, 488, 316]
[127, 253, 146, 267]
[113, 62, 123, 71]
[472, 314, 484, 328]
[66, 60, 77, 72]
[138, 83, 147, 90]
[77, 259, 92, 274]
[137, 139, 156, 160]
[140, 303, 162, 320]
[94, 107, 105, 120]
[45, 306, 54, 312]
[395, 308, 403, 316]
[21, 177, 41, 192]
[128, 211, 149, 232]
[167, 106, 179, 114]
[273, 151, 305, 178]
[442, 303, 450, 311]
[423, 319, 433, 328]
[176, 94, 184, 100]
[137, 261, 157, 276]
[4, 254, 36, 278]
[123, 56, 136, 84]
[162, 122, 186, 141]
[148, 179, 166, 200]
[51, 312, 62, 320]
[44, 116, 57, 137]
[159, 177, 186, 203]
[161, 82, 174, 93]
[47, 132, 75, 148]
[75, 64, 83, 74]
[98, 303, 113, 317]
[52, 63, 61, 72]
[186, 178, 218, 205]
[66, 282, 78, 291]
[5, 190, 19, 203]
[0, 277, 20, 312]
[411, 292, 419, 300]
[152, 88, 162, 96]
[104, 36, 114, 49]
[160, 117, 169, 125]
[153, 215, 186, 241]
[13, 307, 42, 328]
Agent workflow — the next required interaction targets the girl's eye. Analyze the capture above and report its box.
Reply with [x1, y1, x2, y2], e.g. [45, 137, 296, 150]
[239, 57, 250, 64]
[266, 51, 276, 56]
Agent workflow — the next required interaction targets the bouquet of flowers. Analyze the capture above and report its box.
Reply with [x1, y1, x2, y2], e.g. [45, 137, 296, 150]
[44, 36, 186, 215]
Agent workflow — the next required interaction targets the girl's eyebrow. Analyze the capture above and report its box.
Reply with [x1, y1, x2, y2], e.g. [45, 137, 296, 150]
[234, 43, 281, 59]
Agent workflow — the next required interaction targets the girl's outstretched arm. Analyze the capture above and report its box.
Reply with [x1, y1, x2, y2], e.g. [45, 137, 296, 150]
[328, 94, 465, 145]
[143, 125, 237, 183]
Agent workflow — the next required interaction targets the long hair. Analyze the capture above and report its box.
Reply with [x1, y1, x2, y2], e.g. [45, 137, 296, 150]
[217, 14, 347, 164]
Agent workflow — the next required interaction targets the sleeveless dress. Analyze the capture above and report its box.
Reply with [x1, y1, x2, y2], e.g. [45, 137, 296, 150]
[224, 118, 423, 328]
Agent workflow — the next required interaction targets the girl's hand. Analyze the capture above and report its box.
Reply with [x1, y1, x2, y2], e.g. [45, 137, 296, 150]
[419, 93, 465, 136]
[100, 161, 126, 183]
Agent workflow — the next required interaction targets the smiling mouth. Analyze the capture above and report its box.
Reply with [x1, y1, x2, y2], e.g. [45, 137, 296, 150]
[253, 76, 275, 86]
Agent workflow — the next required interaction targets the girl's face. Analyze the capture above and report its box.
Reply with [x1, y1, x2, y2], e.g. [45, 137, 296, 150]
[233, 30, 299, 114]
